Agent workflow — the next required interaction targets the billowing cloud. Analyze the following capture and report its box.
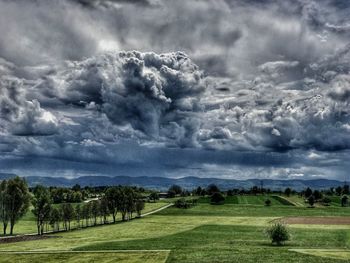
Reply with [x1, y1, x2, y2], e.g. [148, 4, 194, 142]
[0, 0, 350, 180]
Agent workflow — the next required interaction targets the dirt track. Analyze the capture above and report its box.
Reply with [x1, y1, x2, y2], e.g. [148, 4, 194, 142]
[281, 217, 350, 225]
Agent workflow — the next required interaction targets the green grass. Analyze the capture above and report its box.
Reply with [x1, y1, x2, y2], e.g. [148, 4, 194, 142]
[0, 251, 169, 263]
[2, 200, 350, 262]
[198, 195, 292, 205]
[291, 249, 350, 260]
[77, 224, 350, 262]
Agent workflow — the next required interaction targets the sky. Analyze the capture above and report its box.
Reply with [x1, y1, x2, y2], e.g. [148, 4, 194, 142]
[0, 0, 350, 180]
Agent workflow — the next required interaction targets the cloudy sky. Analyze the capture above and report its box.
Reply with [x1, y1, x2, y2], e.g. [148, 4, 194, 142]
[0, 0, 350, 180]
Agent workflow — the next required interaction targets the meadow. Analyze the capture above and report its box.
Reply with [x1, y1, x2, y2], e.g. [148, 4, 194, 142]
[1, 195, 350, 262]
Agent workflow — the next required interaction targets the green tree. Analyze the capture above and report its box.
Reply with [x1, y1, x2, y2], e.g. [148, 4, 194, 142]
[49, 207, 61, 231]
[100, 197, 109, 224]
[32, 185, 52, 235]
[75, 204, 82, 228]
[0, 180, 9, 235]
[341, 195, 348, 207]
[284, 188, 292, 197]
[6, 177, 30, 235]
[61, 203, 75, 231]
[207, 184, 220, 195]
[210, 192, 225, 205]
[305, 187, 313, 198]
[149, 192, 159, 202]
[90, 200, 100, 225]
[308, 195, 315, 207]
[135, 197, 145, 218]
[105, 187, 119, 223]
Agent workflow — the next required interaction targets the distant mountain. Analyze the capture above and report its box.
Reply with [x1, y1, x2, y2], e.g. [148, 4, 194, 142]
[0, 173, 344, 191]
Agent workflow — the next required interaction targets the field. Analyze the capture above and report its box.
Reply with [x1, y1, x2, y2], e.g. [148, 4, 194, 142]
[1, 195, 350, 262]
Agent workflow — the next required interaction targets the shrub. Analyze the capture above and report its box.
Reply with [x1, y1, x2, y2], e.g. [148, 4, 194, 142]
[210, 192, 225, 205]
[341, 195, 348, 207]
[308, 195, 315, 208]
[322, 197, 331, 206]
[174, 198, 198, 209]
[265, 199, 271, 206]
[266, 222, 290, 246]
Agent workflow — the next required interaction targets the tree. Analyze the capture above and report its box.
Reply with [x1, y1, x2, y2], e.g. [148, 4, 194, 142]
[343, 185, 350, 195]
[168, 185, 182, 197]
[266, 222, 290, 246]
[49, 207, 61, 231]
[75, 204, 82, 228]
[305, 187, 313, 198]
[336, 186, 343, 196]
[207, 184, 220, 195]
[284, 188, 292, 197]
[32, 185, 52, 235]
[313, 190, 322, 201]
[100, 197, 109, 224]
[61, 203, 75, 231]
[5, 177, 30, 235]
[135, 199, 145, 217]
[308, 195, 315, 207]
[149, 192, 159, 202]
[0, 180, 9, 235]
[210, 192, 225, 205]
[82, 203, 91, 227]
[322, 197, 331, 206]
[90, 200, 100, 225]
[341, 195, 348, 207]
[265, 199, 271, 206]
[105, 187, 119, 223]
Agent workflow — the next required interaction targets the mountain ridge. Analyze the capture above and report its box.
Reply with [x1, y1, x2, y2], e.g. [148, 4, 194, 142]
[0, 173, 344, 191]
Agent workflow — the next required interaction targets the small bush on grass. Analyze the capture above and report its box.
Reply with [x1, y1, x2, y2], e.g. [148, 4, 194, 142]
[265, 222, 290, 246]
[265, 199, 271, 206]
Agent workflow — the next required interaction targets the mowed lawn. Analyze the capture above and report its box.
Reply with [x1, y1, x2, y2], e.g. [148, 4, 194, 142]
[1, 201, 350, 262]
[198, 195, 295, 206]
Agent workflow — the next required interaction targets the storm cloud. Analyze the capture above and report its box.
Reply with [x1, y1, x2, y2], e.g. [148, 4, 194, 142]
[0, 0, 350, 180]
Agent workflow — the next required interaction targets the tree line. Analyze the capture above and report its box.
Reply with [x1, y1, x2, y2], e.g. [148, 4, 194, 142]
[0, 177, 145, 236]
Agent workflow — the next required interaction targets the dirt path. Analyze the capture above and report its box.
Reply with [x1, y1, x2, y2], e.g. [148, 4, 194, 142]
[141, 203, 173, 217]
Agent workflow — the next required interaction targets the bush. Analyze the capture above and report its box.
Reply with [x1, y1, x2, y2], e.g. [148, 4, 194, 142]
[210, 192, 225, 205]
[174, 198, 198, 209]
[322, 197, 331, 206]
[308, 195, 315, 207]
[266, 222, 290, 246]
[265, 199, 271, 206]
[341, 195, 348, 207]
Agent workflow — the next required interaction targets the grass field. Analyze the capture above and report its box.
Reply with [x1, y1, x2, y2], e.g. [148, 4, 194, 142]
[1, 197, 350, 262]
[198, 195, 295, 206]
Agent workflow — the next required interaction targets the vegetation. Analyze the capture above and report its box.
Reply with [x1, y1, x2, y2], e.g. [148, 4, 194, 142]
[266, 222, 290, 246]
[0, 177, 30, 235]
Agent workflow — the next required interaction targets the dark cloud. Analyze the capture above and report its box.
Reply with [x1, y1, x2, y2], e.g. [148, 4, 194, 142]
[0, 0, 350, 180]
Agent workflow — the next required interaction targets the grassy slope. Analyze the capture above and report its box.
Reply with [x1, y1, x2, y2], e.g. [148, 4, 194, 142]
[1, 201, 350, 262]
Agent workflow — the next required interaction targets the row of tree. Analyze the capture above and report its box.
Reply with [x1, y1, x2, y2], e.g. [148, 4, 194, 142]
[32, 185, 146, 235]
[0, 177, 146, 236]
